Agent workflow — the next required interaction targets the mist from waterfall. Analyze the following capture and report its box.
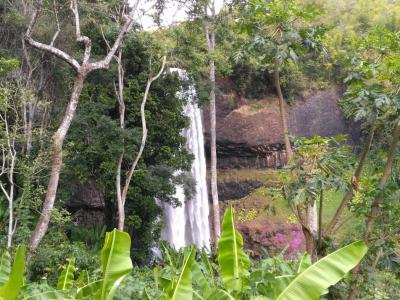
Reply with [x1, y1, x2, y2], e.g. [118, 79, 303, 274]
[160, 68, 211, 250]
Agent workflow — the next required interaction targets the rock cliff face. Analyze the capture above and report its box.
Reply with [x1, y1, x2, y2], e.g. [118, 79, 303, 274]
[289, 88, 358, 140]
[205, 86, 357, 257]
[204, 86, 357, 169]
[68, 179, 106, 227]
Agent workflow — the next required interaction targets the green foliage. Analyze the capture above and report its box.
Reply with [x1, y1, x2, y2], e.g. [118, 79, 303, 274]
[218, 205, 250, 294]
[0, 2, 398, 299]
[277, 241, 367, 299]
[97, 229, 133, 300]
[67, 225, 107, 251]
[164, 248, 196, 300]
[59, 31, 192, 264]
[16, 229, 132, 300]
[0, 210, 368, 300]
[0, 245, 26, 300]
[0, 58, 19, 76]
[0, 251, 11, 285]
[340, 28, 400, 132]
[142, 207, 366, 300]
[56, 258, 76, 291]
[235, 0, 325, 80]
[284, 135, 352, 211]
[29, 234, 98, 286]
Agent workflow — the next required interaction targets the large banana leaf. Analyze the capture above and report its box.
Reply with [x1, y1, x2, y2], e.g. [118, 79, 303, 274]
[296, 253, 311, 274]
[191, 261, 210, 295]
[56, 258, 76, 291]
[75, 270, 90, 288]
[204, 289, 235, 300]
[218, 205, 250, 293]
[277, 241, 367, 300]
[21, 289, 67, 300]
[0, 251, 11, 286]
[167, 247, 196, 300]
[200, 249, 214, 286]
[77, 280, 103, 299]
[0, 245, 26, 300]
[96, 229, 133, 300]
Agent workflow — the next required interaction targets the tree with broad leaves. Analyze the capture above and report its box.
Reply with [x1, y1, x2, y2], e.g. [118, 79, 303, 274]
[23, 0, 140, 255]
[338, 28, 400, 300]
[235, 0, 325, 161]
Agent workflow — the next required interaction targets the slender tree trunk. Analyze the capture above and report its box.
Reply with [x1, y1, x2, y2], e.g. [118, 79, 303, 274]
[302, 226, 315, 260]
[326, 124, 376, 235]
[306, 199, 318, 262]
[347, 124, 400, 300]
[7, 196, 14, 248]
[115, 55, 166, 231]
[22, 98, 28, 153]
[7, 154, 15, 249]
[116, 154, 124, 230]
[318, 189, 323, 250]
[210, 56, 221, 242]
[274, 60, 293, 160]
[26, 101, 36, 155]
[2, 147, 16, 249]
[0, 111, 17, 249]
[29, 73, 86, 254]
[363, 124, 400, 238]
[205, 17, 221, 243]
[115, 51, 126, 231]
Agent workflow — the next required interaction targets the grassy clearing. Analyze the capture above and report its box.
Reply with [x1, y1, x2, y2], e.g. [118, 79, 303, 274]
[217, 168, 281, 185]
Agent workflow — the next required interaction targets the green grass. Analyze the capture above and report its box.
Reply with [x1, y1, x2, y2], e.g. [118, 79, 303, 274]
[320, 190, 363, 241]
[217, 168, 281, 185]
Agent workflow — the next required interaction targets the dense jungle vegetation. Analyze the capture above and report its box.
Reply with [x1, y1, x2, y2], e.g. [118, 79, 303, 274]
[0, 0, 400, 299]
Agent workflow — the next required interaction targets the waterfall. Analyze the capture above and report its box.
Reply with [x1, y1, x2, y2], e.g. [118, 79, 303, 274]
[160, 69, 211, 250]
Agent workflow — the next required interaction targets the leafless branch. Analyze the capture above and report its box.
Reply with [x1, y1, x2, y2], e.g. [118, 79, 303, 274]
[70, 0, 91, 63]
[49, 0, 61, 47]
[24, 0, 80, 71]
[121, 55, 167, 205]
[89, 0, 140, 71]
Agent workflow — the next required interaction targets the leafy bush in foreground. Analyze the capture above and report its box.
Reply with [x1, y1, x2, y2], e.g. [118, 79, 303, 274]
[0, 207, 367, 299]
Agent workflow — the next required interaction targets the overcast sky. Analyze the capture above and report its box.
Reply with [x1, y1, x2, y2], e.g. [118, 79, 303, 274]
[134, 0, 225, 29]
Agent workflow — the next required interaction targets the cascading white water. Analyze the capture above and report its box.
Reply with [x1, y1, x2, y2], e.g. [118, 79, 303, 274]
[160, 68, 211, 250]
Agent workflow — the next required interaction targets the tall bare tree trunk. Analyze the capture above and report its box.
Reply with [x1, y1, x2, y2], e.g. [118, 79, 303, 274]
[209, 56, 221, 242]
[326, 124, 376, 235]
[274, 60, 293, 160]
[347, 124, 400, 300]
[116, 154, 125, 230]
[114, 51, 126, 231]
[30, 73, 86, 253]
[205, 9, 221, 243]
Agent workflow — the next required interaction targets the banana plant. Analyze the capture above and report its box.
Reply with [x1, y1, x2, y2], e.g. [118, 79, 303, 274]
[275, 241, 367, 300]
[56, 258, 76, 291]
[218, 205, 250, 294]
[194, 206, 367, 300]
[0, 245, 26, 300]
[17, 229, 133, 300]
[164, 248, 196, 300]
[96, 229, 133, 300]
[0, 251, 11, 286]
